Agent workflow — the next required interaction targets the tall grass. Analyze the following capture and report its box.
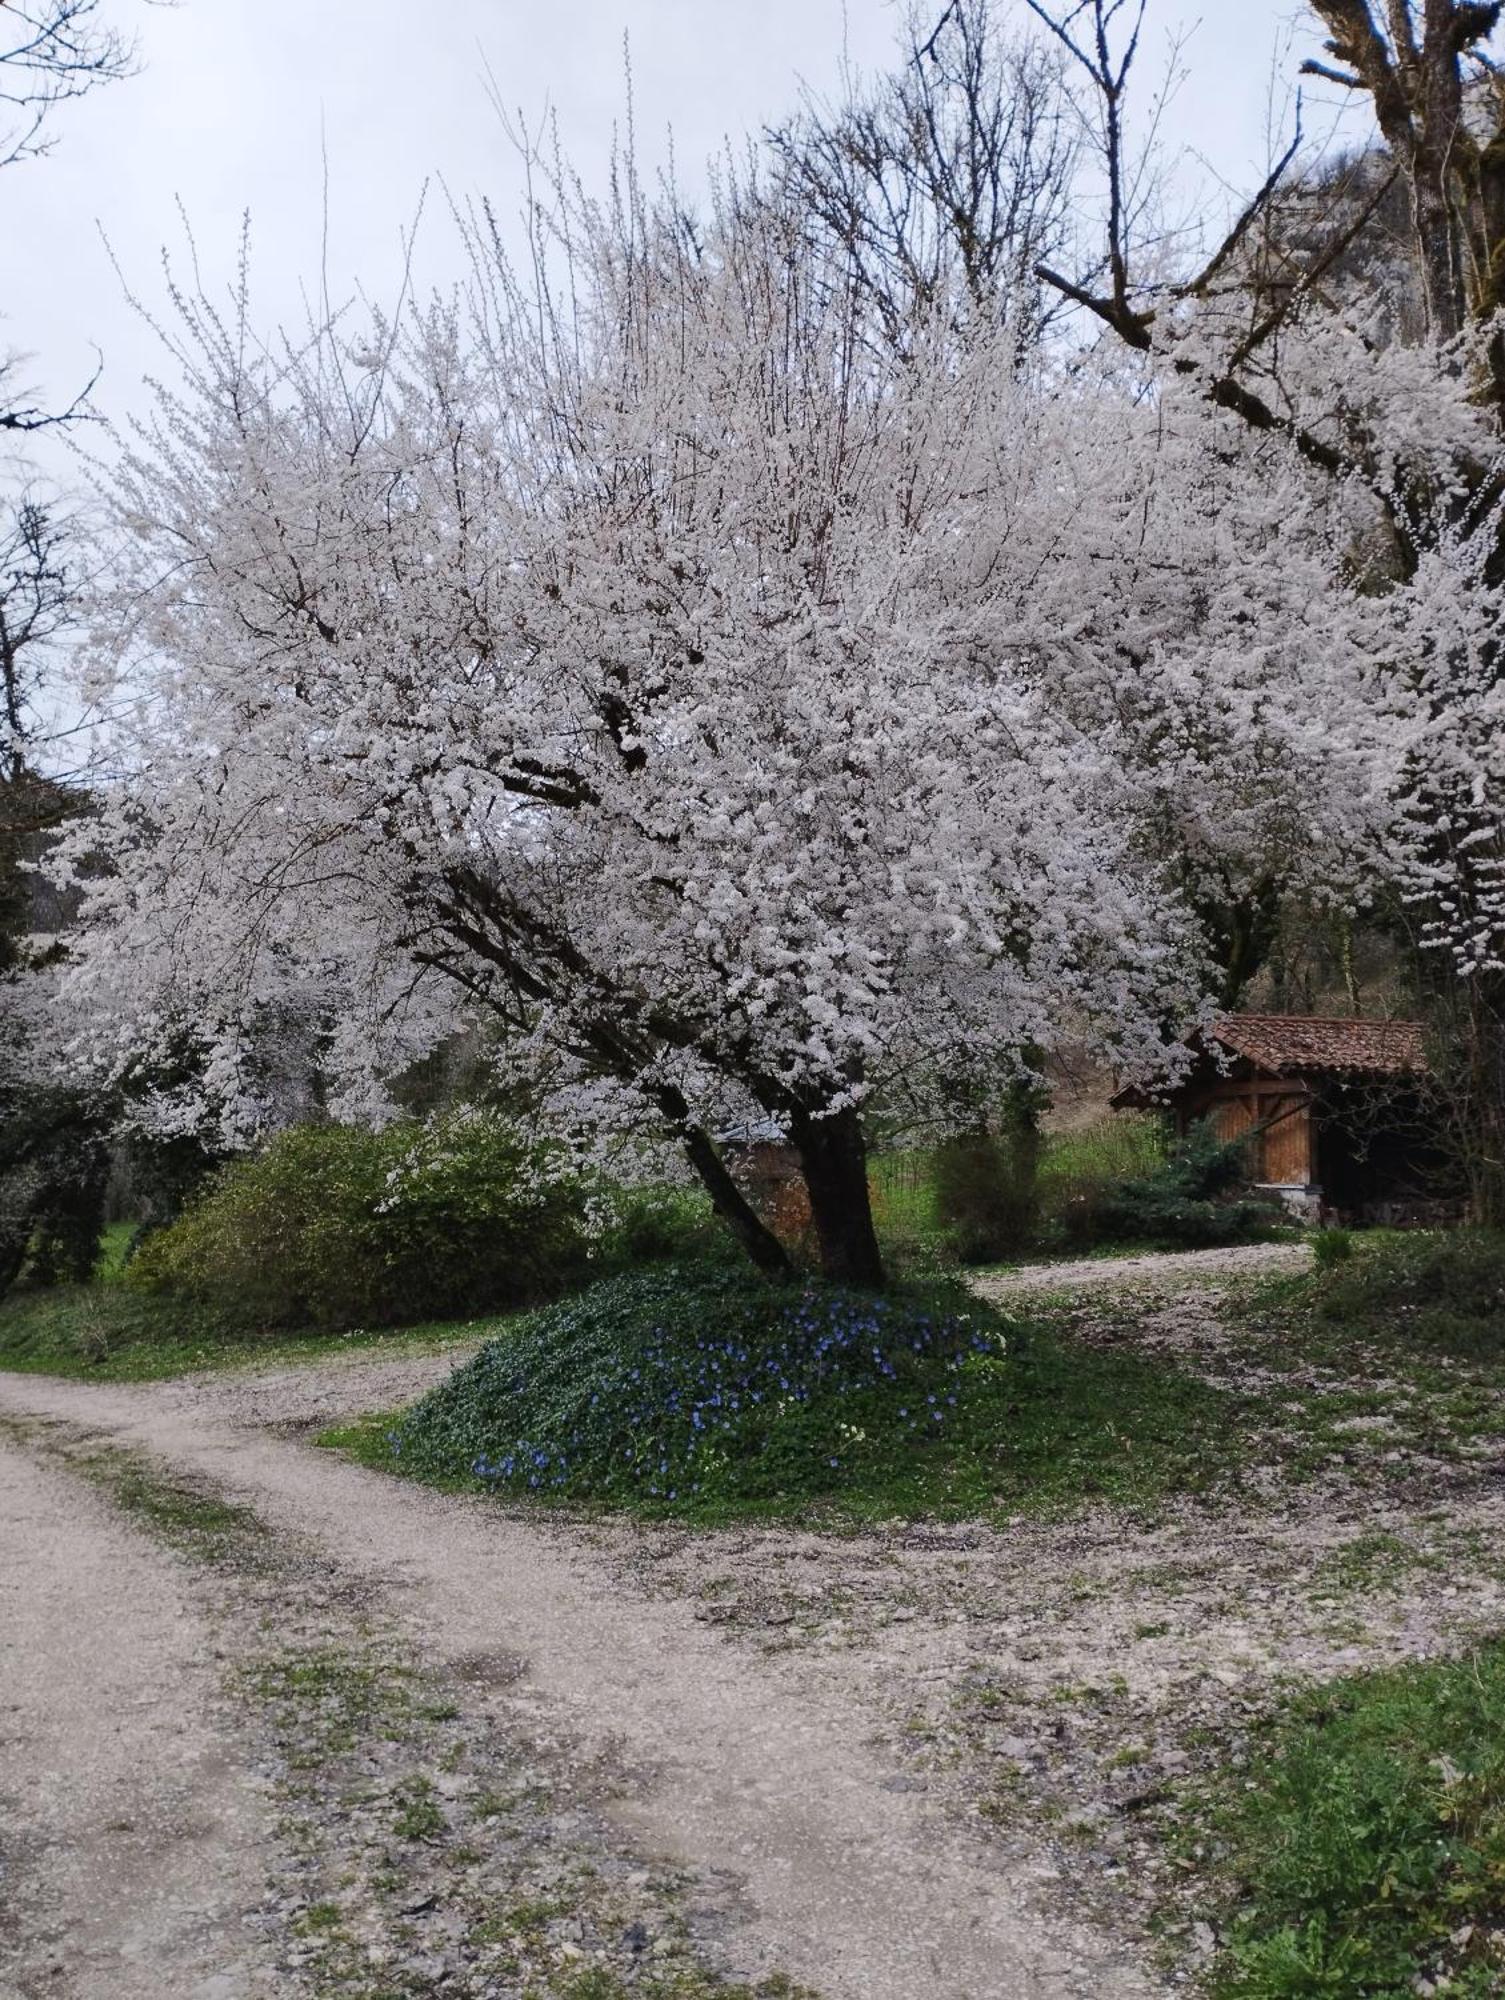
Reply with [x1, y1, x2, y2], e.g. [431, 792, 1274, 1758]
[869, 1114, 1169, 1262]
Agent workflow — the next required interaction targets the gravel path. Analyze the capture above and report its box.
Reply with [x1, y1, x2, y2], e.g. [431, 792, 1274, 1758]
[0, 1368, 1162, 2000]
[974, 1239, 1310, 1298]
[0, 1431, 280, 1999]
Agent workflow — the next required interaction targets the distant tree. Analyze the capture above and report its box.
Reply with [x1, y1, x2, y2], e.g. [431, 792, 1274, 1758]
[766, 0, 1080, 352]
[0, 3, 141, 1294]
[1019, 0, 1505, 1221]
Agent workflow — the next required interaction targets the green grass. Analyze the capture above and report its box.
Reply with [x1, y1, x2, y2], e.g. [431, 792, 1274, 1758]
[1307, 1228, 1505, 1364]
[0, 1279, 497, 1381]
[321, 1267, 1257, 1529]
[1225, 1233, 1505, 1475]
[72, 1445, 270, 1562]
[93, 1220, 136, 1283]
[1174, 1642, 1505, 1997]
[868, 1112, 1176, 1264]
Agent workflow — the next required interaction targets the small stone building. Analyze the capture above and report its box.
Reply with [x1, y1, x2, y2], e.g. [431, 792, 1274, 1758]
[1113, 1014, 1439, 1222]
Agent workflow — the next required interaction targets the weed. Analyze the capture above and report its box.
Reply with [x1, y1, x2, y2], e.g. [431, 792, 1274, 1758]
[1310, 1529, 1441, 1597]
[1169, 1641, 1505, 1997]
[73, 1447, 267, 1564]
[292, 1900, 344, 1936]
[388, 1775, 445, 1841]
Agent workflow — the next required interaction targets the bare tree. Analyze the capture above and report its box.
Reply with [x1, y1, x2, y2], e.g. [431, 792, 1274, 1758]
[1, 0, 134, 171]
[0, 496, 69, 784]
[1020, 2, 1505, 430]
[1, 3, 136, 434]
[1299, 2, 1504, 346]
[766, 0, 1080, 350]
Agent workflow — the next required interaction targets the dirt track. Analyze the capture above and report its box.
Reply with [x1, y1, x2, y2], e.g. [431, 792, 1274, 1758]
[0, 1435, 281, 1998]
[0, 1362, 1160, 2000]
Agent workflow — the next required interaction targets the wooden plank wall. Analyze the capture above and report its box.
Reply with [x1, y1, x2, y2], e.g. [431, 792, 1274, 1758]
[1203, 1088, 1314, 1185]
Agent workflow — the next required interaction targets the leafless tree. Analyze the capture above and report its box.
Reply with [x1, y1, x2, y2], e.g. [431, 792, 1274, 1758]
[766, 0, 1081, 351]
[1, 0, 134, 171]
[0, 496, 69, 784]
[1020, 2, 1505, 430]
[2, 4, 137, 434]
[1299, 2, 1504, 345]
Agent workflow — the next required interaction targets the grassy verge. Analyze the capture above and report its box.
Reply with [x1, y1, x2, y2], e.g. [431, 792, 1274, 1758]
[1169, 1643, 1505, 1998]
[0, 1281, 496, 1382]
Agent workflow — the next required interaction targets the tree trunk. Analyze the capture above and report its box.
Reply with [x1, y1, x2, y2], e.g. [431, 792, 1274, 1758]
[788, 1104, 886, 1288]
[676, 1119, 796, 1279]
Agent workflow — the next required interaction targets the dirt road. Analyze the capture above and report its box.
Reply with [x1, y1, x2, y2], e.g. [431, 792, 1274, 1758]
[974, 1239, 1310, 1297]
[0, 1434, 281, 1998]
[0, 1361, 1161, 2000]
[6, 1236, 1494, 2000]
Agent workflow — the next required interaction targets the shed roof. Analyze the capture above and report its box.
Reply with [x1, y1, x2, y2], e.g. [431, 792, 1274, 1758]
[1206, 1014, 1428, 1078]
[1113, 1014, 1428, 1109]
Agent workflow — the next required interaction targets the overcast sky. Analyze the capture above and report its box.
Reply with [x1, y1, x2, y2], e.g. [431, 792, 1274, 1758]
[5, 0, 1376, 492]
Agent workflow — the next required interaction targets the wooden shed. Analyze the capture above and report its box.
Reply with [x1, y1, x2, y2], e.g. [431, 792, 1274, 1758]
[1113, 1015, 1436, 1222]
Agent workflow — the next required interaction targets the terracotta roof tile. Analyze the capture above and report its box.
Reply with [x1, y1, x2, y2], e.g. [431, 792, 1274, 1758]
[1207, 1015, 1428, 1078]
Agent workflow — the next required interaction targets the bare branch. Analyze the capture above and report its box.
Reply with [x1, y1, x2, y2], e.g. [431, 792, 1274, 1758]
[1180, 115, 1305, 301]
[0, 1, 136, 171]
[1298, 58, 1366, 89]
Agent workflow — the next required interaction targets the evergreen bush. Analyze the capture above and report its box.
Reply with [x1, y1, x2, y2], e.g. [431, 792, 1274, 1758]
[1065, 1121, 1273, 1251]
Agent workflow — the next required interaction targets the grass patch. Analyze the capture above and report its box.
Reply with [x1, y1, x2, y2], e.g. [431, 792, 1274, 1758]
[1227, 1233, 1505, 1473]
[246, 1645, 414, 1765]
[1310, 1229, 1505, 1364]
[71, 1444, 269, 1563]
[1174, 1642, 1505, 1997]
[0, 1279, 494, 1381]
[1309, 1528, 1459, 1599]
[322, 1264, 1255, 1527]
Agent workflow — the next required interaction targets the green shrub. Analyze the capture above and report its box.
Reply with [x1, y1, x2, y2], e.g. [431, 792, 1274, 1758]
[1178, 1643, 1505, 1998]
[0, 1085, 110, 1297]
[1316, 1229, 1505, 1358]
[933, 1130, 1021, 1264]
[128, 1113, 588, 1330]
[1312, 1226, 1355, 1270]
[1063, 1121, 1274, 1252]
[592, 1184, 733, 1273]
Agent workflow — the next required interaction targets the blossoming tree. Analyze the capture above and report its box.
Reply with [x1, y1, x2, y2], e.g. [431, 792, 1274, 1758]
[1015, 0, 1505, 1220]
[60, 172, 1240, 1285]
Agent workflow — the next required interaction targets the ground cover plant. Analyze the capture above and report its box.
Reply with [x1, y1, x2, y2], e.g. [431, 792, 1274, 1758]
[331, 1265, 1255, 1525]
[1171, 1642, 1505, 1998]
